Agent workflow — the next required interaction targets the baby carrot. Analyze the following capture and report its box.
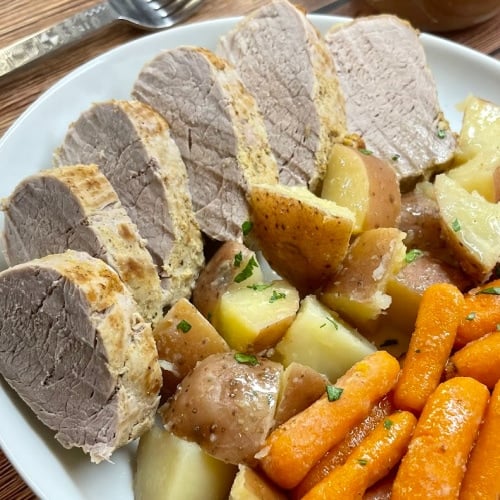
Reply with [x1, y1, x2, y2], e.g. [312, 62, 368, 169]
[393, 282, 465, 413]
[447, 331, 500, 389]
[293, 394, 394, 498]
[459, 380, 500, 499]
[258, 350, 401, 490]
[302, 411, 417, 500]
[392, 377, 489, 499]
[455, 279, 500, 347]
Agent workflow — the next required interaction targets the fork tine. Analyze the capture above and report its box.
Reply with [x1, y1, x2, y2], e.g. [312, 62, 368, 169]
[155, 0, 194, 17]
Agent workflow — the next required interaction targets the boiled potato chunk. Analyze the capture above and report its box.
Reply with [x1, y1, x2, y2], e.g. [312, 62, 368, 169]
[192, 241, 264, 320]
[249, 183, 354, 293]
[229, 465, 287, 500]
[321, 228, 407, 328]
[435, 173, 500, 281]
[275, 295, 375, 382]
[385, 253, 472, 333]
[216, 279, 300, 352]
[449, 96, 500, 202]
[135, 425, 236, 500]
[321, 143, 401, 233]
[153, 298, 229, 397]
[274, 362, 328, 427]
[161, 352, 282, 466]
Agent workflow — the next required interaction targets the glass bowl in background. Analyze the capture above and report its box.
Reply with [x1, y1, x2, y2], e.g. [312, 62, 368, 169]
[364, 0, 500, 32]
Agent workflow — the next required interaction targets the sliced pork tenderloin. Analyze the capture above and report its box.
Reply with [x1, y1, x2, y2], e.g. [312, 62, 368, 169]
[217, 0, 347, 192]
[1, 164, 165, 324]
[54, 100, 204, 304]
[0, 250, 162, 463]
[132, 46, 279, 242]
[325, 14, 456, 190]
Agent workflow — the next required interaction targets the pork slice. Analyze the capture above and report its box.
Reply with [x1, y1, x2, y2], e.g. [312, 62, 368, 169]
[1, 164, 165, 324]
[132, 46, 279, 242]
[54, 100, 204, 304]
[325, 14, 456, 190]
[0, 250, 162, 463]
[217, 0, 346, 192]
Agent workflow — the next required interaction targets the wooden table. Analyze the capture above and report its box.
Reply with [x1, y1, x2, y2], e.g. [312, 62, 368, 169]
[0, 0, 499, 498]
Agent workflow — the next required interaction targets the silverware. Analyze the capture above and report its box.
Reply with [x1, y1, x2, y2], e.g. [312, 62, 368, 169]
[0, 0, 205, 78]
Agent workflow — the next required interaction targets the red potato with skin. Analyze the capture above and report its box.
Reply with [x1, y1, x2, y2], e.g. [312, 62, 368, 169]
[161, 352, 283, 466]
[321, 143, 401, 234]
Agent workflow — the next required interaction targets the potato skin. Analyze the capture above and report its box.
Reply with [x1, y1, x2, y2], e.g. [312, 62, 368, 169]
[161, 352, 283, 466]
[322, 144, 401, 233]
[192, 241, 262, 320]
[249, 184, 354, 294]
[152, 298, 229, 398]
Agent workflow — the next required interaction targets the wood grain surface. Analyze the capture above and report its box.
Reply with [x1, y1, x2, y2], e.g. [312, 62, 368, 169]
[0, 0, 499, 498]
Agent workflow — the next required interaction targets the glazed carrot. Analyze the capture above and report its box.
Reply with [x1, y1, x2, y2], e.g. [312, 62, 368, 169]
[455, 279, 500, 347]
[393, 283, 465, 413]
[447, 331, 500, 389]
[363, 469, 397, 500]
[392, 377, 489, 500]
[302, 411, 417, 500]
[293, 394, 395, 498]
[459, 380, 500, 499]
[258, 351, 401, 490]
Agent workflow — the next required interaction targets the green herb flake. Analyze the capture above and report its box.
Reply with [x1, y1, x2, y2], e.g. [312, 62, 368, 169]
[247, 283, 272, 291]
[384, 418, 394, 430]
[242, 220, 253, 236]
[176, 319, 192, 333]
[358, 148, 373, 155]
[391, 153, 401, 161]
[326, 385, 343, 402]
[234, 256, 259, 283]
[497, 323, 500, 331]
[405, 248, 424, 264]
[451, 218, 461, 232]
[477, 287, 500, 296]
[233, 251, 243, 268]
[357, 458, 368, 466]
[326, 316, 339, 330]
[466, 312, 476, 321]
[320, 323, 327, 328]
[234, 353, 259, 366]
[380, 338, 399, 348]
[437, 129, 446, 139]
[269, 290, 286, 303]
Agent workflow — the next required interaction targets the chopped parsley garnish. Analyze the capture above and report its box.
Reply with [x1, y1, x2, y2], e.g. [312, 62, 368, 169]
[326, 316, 339, 330]
[466, 312, 476, 321]
[358, 148, 373, 155]
[234, 251, 243, 268]
[242, 220, 253, 236]
[437, 129, 446, 139]
[384, 418, 394, 430]
[326, 385, 343, 402]
[247, 283, 272, 291]
[477, 287, 500, 296]
[405, 248, 424, 264]
[357, 458, 368, 466]
[380, 338, 399, 348]
[234, 256, 259, 283]
[391, 153, 401, 161]
[497, 324, 500, 331]
[269, 290, 286, 303]
[234, 353, 259, 366]
[451, 218, 461, 232]
[176, 319, 192, 333]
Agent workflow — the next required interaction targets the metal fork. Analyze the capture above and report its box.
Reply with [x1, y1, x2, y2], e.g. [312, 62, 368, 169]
[0, 0, 205, 78]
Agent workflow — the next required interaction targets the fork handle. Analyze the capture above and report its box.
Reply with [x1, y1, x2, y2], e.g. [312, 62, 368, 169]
[0, 2, 118, 79]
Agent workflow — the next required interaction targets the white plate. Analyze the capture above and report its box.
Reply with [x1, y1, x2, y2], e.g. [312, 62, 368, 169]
[0, 14, 499, 500]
